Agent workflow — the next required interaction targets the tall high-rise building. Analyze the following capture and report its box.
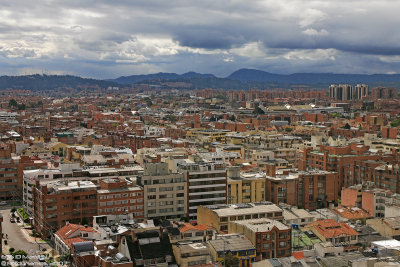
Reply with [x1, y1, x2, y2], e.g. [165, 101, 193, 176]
[178, 159, 227, 220]
[329, 84, 353, 101]
[355, 84, 369, 99]
[140, 162, 187, 219]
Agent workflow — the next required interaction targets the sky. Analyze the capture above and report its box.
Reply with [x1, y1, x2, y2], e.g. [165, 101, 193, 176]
[1, 0, 400, 79]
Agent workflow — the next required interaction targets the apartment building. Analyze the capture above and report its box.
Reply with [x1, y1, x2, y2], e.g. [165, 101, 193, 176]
[329, 84, 353, 101]
[0, 144, 46, 200]
[178, 159, 227, 220]
[139, 162, 187, 219]
[23, 164, 142, 216]
[341, 185, 400, 218]
[265, 168, 338, 210]
[97, 178, 144, 220]
[227, 167, 265, 204]
[33, 180, 98, 237]
[197, 202, 283, 232]
[229, 219, 291, 260]
[298, 145, 387, 189]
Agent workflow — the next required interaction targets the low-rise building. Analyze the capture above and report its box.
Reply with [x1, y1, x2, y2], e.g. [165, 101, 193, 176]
[172, 242, 212, 267]
[54, 223, 100, 256]
[367, 217, 400, 240]
[229, 219, 291, 260]
[303, 219, 359, 246]
[208, 234, 256, 267]
[197, 202, 283, 232]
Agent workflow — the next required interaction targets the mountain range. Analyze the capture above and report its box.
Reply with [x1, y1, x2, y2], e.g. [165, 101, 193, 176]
[2, 69, 400, 91]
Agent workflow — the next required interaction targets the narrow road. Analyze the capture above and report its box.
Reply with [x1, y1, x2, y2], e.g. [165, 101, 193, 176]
[1, 209, 51, 256]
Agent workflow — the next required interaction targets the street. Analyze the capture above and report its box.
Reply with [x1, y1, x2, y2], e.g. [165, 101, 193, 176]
[1, 208, 51, 256]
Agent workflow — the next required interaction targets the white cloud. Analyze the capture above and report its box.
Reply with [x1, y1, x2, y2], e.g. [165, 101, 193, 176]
[302, 28, 329, 36]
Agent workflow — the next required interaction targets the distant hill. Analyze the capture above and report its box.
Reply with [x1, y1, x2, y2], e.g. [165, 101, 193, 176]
[2, 69, 400, 91]
[228, 68, 400, 85]
[110, 71, 216, 84]
[110, 69, 400, 89]
[0, 74, 116, 91]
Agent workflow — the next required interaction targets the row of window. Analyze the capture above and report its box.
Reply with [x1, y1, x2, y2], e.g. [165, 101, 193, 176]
[99, 199, 143, 206]
[99, 192, 142, 199]
[99, 206, 143, 213]
[147, 207, 185, 214]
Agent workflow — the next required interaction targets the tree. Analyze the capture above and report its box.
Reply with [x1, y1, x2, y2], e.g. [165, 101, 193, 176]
[390, 119, 400, 128]
[342, 123, 351, 130]
[8, 99, 18, 108]
[253, 106, 265, 115]
[230, 115, 236, 121]
[12, 250, 28, 262]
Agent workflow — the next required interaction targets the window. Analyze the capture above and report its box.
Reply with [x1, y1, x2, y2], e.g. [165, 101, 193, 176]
[262, 243, 270, 249]
[279, 241, 286, 248]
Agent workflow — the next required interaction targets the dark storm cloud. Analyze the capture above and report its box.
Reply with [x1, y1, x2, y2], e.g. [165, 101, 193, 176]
[1, 0, 400, 77]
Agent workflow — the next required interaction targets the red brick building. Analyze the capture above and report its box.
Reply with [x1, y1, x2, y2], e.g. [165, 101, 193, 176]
[97, 178, 144, 220]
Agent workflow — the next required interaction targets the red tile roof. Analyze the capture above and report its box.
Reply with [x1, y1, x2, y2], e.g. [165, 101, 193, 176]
[305, 219, 358, 238]
[179, 223, 213, 233]
[293, 251, 304, 260]
[56, 223, 98, 239]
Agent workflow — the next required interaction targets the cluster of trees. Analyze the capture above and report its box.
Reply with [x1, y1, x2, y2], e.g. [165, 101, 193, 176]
[9, 99, 44, 110]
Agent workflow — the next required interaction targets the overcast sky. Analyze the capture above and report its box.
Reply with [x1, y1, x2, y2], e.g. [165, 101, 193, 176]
[1, 0, 400, 78]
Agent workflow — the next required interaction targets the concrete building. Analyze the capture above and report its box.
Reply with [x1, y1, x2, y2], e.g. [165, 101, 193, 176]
[208, 234, 256, 267]
[229, 219, 291, 260]
[178, 160, 227, 220]
[197, 202, 283, 232]
[354, 84, 369, 100]
[329, 84, 353, 101]
[172, 242, 212, 267]
[227, 167, 265, 204]
[367, 217, 400, 240]
[139, 162, 187, 219]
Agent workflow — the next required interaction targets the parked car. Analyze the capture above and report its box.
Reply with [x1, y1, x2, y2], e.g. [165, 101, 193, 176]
[10, 218, 16, 223]
[0, 201, 7, 206]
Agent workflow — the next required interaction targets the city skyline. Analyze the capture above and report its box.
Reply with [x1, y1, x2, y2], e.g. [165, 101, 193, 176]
[1, 0, 400, 78]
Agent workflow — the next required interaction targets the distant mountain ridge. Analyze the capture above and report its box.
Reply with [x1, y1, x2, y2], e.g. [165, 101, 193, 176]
[227, 68, 400, 84]
[110, 71, 216, 84]
[0, 74, 116, 91]
[110, 68, 400, 88]
[1, 69, 400, 91]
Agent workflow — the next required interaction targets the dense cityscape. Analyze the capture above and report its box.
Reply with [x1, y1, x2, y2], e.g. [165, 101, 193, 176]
[2, 0, 400, 266]
[0, 83, 399, 266]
